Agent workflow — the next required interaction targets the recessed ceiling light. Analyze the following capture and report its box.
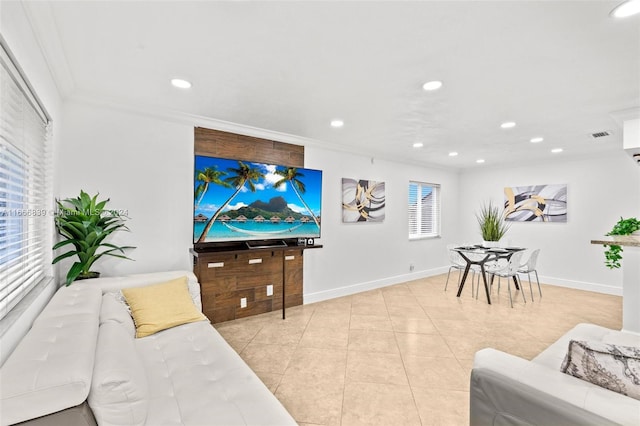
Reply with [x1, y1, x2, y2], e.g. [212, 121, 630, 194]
[413, 142, 424, 148]
[171, 78, 192, 89]
[500, 122, 516, 129]
[551, 148, 563, 153]
[448, 152, 458, 157]
[330, 119, 344, 128]
[422, 80, 443, 91]
[610, 0, 640, 18]
[530, 137, 544, 143]
[476, 159, 485, 164]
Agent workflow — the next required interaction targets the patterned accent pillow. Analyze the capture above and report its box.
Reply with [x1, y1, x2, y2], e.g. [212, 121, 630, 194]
[561, 340, 640, 400]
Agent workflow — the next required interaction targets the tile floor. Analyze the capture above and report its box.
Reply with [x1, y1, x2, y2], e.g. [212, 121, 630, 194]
[214, 273, 622, 426]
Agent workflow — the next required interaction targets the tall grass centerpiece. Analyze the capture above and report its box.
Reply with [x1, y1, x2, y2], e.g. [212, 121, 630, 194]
[52, 191, 135, 285]
[477, 201, 510, 245]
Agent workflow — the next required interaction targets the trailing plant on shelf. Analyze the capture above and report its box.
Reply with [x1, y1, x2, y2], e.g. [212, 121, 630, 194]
[52, 191, 135, 285]
[603, 217, 640, 269]
[476, 201, 510, 244]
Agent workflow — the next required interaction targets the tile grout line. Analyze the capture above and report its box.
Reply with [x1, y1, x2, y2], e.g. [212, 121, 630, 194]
[339, 297, 354, 426]
[391, 283, 425, 426]
[272, 306, 315, 397]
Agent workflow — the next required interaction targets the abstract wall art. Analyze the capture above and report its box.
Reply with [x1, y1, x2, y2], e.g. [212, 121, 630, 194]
[342, 178, 386, 223]
[504, 184, 567, 222]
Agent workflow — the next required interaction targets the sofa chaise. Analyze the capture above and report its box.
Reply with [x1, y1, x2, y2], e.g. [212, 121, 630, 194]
[0, 270, 297, 426]
[471, 323, 640, 425]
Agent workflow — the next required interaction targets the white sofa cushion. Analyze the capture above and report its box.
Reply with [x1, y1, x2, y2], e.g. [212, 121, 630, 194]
[473, 323, 640, 425]
[100, 292, 136, 337]
[86, 270, 202, 311]
[0, 285, 101, 425]
[474, 347, 640, 425]
[603, 331, 640, 347]
[532, 323, 626, 369]
[135, 321, 297, 426]
[88, 322, 148, 426]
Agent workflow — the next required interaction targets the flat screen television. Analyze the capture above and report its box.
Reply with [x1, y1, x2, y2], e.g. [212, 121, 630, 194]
[193, 155, 322, 248]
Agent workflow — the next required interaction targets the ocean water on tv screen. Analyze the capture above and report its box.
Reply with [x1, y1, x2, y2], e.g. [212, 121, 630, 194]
[194, 220, 320, 242]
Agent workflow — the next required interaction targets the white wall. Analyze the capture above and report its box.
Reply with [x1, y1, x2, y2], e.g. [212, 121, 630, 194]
[458, 152, 640, 295]
[57, 101, 640, 302]
[303, 146, 460, 302]
[57, 101, 195, 278]
[55, 101, 461, 301]
[0, 1, 63, 364]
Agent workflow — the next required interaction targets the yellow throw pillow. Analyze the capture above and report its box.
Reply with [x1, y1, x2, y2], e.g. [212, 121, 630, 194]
[121, 276, 207, 338]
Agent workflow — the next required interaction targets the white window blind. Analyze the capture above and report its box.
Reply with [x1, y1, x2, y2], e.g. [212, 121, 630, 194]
[408, 181, 440, 239]
[0, 41, 51, 321]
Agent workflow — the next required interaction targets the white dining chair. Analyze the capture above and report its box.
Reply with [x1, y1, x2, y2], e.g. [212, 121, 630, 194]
[445, 244, 467, 292]
[445, 244, 481, 297]
[485, 251, 525, 308]
[518, 249, 541, 300]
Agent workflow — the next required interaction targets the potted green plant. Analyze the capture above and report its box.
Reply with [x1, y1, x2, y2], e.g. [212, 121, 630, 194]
[52, 191, 135, 285]
[603, 217, 640, 269]
[476, 201, 510, 247]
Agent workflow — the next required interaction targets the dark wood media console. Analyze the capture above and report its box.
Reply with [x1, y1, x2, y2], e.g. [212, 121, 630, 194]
[191, 242, 321, 323]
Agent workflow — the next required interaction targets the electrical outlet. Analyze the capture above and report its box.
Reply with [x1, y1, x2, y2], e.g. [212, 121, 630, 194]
[409, 264, 415, 272]
[240, 297, 247, 308]
[266, 284, 273, 296]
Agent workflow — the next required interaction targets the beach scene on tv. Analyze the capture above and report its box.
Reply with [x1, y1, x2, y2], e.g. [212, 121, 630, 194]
[194, 156, 322, 243]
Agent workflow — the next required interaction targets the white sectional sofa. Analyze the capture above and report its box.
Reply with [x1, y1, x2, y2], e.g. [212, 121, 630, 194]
[471, 323, 640, 426]
[0, 271, 297, 426]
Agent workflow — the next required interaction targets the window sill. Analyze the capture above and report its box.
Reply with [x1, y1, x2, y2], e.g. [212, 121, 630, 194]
[0, 276, 54, 339]
[409, 235, 441, 241]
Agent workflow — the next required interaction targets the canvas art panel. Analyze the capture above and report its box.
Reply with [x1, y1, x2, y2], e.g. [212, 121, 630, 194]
[342, 178, 386, 223]
[504, 184, 567, 222]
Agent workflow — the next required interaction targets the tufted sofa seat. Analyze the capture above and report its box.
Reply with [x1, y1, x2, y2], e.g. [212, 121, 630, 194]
[0, 271, 297, 426]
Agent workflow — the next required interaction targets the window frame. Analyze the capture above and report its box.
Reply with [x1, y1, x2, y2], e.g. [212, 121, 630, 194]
[408, 181, 441, 240]
[0, 38, 52, 322]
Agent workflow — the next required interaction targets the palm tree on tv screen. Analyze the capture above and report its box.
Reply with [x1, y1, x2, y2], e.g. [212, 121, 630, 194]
[194, 166, 229, 208]
[196, 161, 265, 243]
[274, 167, 320, 228]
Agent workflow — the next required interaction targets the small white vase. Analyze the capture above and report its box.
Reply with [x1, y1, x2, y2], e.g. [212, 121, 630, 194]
[482, 240, 500, 248]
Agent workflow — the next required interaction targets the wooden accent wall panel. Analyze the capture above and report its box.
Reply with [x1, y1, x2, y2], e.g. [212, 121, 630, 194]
[193, 127, 306, 323]
[283, 249, 304, 308]
[196, 249, 294, 323]
[195, 127, 304, 167]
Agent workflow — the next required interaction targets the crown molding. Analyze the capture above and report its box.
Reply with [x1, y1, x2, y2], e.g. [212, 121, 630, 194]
[610, 107, 640, 128]
[21, 0, 75, 99]
[69, 90, 335, 148]
[68, 90, 453, 172]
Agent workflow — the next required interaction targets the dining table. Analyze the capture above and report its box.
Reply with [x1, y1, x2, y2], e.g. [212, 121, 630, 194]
[453, 245, 526, 304]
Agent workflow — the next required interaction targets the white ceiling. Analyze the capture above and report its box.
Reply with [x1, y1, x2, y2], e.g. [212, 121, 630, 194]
[23, 0, 640, 169]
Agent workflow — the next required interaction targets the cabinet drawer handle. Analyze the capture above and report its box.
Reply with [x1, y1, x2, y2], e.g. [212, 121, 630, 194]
[248, 258, 263, 265]
[208, 262, 224, 268]
[285, 255, 295, 260]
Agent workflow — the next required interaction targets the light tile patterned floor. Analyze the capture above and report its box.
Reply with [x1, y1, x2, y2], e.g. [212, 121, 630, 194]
[214, 273, 622, 426]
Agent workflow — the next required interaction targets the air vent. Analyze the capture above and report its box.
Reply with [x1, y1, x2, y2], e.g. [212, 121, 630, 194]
[591, 131, 611, 139]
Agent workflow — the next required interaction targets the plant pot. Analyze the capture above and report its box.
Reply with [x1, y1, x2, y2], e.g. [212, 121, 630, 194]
[76, 271, 101, 281]
[482, 240, 500, 248]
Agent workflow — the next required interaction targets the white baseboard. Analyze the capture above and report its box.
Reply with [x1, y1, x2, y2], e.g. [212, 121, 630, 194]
[536, 275, 622, 296]
[304, 266, 450, 304]
[303, 268, 622, 304]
